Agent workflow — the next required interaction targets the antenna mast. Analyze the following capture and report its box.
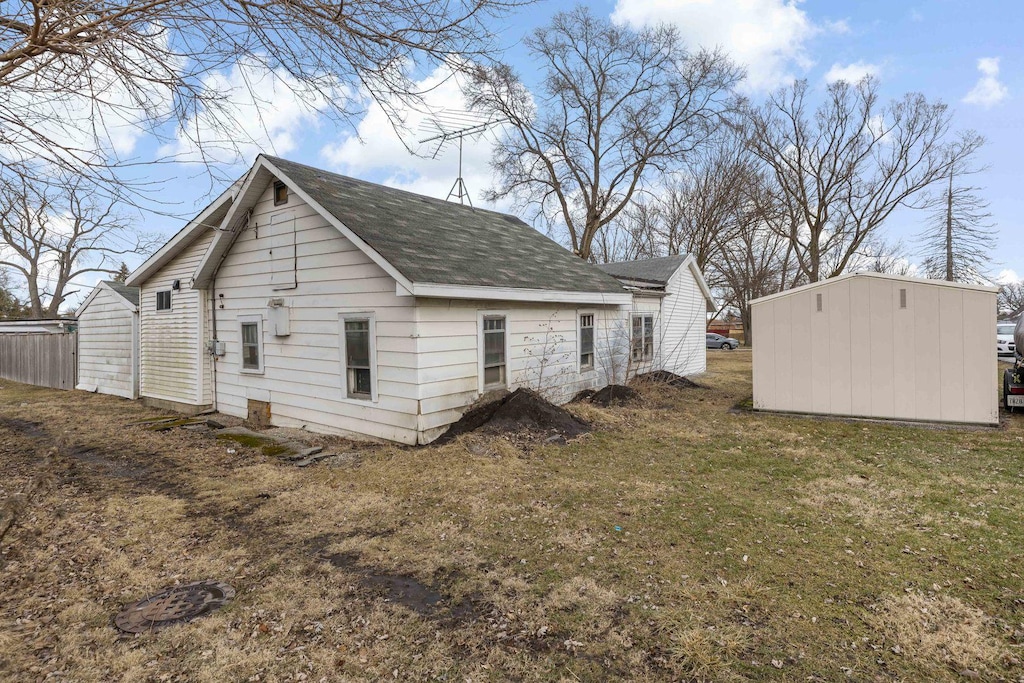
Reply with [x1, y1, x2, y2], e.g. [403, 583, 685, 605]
[418, 110, 501, 206]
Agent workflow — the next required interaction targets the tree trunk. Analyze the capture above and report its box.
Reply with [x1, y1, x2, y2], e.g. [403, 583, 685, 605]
[945, 169, 954, 282]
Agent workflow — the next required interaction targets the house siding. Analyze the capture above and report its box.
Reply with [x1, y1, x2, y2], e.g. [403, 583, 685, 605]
[211, 180, 420, 443]
[76, 289, 137, 399]
[139, 229, 215, 406]
[661, 265, 708, 376]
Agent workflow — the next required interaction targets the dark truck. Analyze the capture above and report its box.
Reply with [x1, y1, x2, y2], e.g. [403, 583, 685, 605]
[1004, 317, 1024, 411]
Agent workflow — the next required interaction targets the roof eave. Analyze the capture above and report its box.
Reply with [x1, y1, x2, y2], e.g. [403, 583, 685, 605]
[406, 282, 632, 306]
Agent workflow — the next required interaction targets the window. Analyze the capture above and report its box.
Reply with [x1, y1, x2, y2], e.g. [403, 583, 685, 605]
[340, 313, 376, 401]
[631, 314, 654, 362]
[899, 288, 907, 309]
[273, 181, 288, 205]
[156, 290, 171, 311]
[816, 292, 823, 312]
[579, 313, 595, 371]
[482, 315, 507, 388]
[344, 319, 372, 398]
[239, 316, 263, 373]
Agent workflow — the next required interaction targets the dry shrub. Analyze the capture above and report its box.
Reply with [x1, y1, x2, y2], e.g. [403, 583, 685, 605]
[869, 592, 1006, 676]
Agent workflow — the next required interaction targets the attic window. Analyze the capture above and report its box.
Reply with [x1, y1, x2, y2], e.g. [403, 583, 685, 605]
[899, 288, 907, 309]
[816, 293, 823, 312]
[156, 291, 171, 311]
[273, 181, 288, 206]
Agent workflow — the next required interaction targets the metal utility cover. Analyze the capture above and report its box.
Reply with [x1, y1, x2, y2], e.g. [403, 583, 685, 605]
[115, 580, 235, 633]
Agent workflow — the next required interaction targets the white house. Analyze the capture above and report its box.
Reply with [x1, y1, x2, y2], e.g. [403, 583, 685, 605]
[750, 271, 998, 426]
[597, 255, 715, 378]
[127, 156, 713, 443]
[75, 281, 140, 399]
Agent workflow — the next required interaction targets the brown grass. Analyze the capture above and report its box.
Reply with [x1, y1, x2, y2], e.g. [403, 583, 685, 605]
[1, 352, 1023, 681]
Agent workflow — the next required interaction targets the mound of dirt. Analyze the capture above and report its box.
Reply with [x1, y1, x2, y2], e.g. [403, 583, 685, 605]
[571, 388, 596, 403]
[435, 388, 590, 445]
[589, 384, 641, 407]
[636, 370, 706, 389]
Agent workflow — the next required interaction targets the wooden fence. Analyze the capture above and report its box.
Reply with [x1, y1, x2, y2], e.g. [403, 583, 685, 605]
[0, 332, 77, 390]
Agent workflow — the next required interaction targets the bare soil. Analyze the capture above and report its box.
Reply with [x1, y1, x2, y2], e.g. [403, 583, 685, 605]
[434, 387, 590, 445]
[588, 384, 641, 407]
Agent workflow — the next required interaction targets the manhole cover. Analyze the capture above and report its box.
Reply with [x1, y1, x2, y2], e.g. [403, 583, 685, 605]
[115, 580, 235, 633]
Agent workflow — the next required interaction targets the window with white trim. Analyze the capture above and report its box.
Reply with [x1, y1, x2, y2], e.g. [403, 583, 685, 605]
[482, 315, 507, 388]
[340, 313, 376, 401]
[579, 313, 595, 370]
[631, 314, 654, 362]
[156, 290, 171, 311]
[239, 315, 263, 373]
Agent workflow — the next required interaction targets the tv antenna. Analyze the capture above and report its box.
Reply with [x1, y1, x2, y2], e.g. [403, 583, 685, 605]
[418, 110, 502, 206]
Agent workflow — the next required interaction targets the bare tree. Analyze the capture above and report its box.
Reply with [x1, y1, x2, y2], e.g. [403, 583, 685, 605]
[0, 0, 526, 194]
[916, 157, 995, 283]
[742, 77, 984, 282]
[0, 174, 156, 318]
[466, 5, 740, 261]
[999, 281, 1024, 320]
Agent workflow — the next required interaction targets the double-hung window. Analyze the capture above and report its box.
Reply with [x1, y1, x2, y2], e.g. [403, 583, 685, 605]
[239, 315, 264, 373]
[579, 313, 595, 371]
[156, 291, 171, 311]
[631, 314, 654, 362]
[344, 318, 373, 399]
[482, 315, 507, 389]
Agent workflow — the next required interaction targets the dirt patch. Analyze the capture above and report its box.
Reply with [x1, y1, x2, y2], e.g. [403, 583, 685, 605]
[589, 384, 641, 407]
[636, 370, 707, 389]
[571, 388, 597, 403]
[0, 417, 46, 438]
[435, 388, 590, 446]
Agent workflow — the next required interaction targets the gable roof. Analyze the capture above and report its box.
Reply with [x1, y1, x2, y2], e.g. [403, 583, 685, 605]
[77, 280, 139, 314]
[192, 156, 629, 304]
[596, 255, 688, 286]
[749, 271, 998, 307]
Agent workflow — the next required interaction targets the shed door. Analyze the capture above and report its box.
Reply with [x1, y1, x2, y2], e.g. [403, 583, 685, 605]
[269, 211, 296, 290]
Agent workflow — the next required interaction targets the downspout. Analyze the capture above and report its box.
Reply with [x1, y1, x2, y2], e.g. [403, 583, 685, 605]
[208, 207, 253, 412]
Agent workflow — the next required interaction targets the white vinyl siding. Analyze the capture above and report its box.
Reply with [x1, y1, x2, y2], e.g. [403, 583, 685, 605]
[211, 179, 419, 443]
[76, 287, 138, 399]
[751, 274, 998, 425]
[139, 228, 215, 406]
[660, 264, 709, 376]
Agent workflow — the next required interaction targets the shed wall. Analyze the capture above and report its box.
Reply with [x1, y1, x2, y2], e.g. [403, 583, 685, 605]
[77, 288, 137, 398]
[752, 276, 997, 425]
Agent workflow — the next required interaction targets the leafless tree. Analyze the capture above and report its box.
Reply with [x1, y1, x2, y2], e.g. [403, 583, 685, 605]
[742, 77, 984, 282]
[0, 0, 526, 195]
[0, 173, 157, 318]
[466, 5, 740, 261]
[916, 156, 995, 283]
[999, 281, 1024, 320]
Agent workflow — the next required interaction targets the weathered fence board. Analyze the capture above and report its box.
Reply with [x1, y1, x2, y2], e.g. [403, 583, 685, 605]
[0, 332, 77, 390]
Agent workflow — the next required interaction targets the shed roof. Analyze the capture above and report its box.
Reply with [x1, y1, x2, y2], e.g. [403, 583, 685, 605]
[102, 281, 139, 306]
[260, 156, 625, 295]
[749, 271, 998, 306]
[596, 254, 688, 285]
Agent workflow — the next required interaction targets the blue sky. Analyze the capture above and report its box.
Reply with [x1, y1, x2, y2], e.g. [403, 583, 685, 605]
[113, 0, 1022, 304]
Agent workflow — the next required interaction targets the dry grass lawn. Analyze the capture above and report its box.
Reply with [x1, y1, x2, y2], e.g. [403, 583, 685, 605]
[2, 352, 1024, 682]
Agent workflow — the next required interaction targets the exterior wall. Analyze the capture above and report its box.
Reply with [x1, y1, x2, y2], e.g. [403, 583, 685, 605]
[76, 289, 137, 399]
[752, 276, 998, 425]
[210, 180, 419, 444]
[659, 265, 708, 376]
[139, 229, 215, 406]
[413, 300, 628, 442]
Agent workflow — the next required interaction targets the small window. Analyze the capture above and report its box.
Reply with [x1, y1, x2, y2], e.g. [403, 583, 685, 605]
[344, 319, 372, 398]
[239, 316, 263, 373]
[631, 314, 654, 362]
[273, 181, 288, 206]
[816, 292, 822, 312]
[156, 290, 171, 311]
[579, 314, 595, 371]
[482, 315, 507, 388]
[899, 288, 907, 309]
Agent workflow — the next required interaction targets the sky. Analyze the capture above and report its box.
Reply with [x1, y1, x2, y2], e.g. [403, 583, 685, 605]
[67, 0, 1024, 305]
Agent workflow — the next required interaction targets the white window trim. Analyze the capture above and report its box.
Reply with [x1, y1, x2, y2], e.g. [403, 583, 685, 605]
[577, 309, 597, 374]
[478, 310, 511, 394]
[339, 311, 378, 403]
[155, 290, 172, 312]
[238, 314, 264, 374]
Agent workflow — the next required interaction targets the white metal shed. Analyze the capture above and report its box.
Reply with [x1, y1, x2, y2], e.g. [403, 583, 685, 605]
[751, 272, 998, 425]
[76, 281, 140, 399]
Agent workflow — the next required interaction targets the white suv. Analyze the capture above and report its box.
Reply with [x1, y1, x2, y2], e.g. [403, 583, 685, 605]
[998, 322, 1017, 358]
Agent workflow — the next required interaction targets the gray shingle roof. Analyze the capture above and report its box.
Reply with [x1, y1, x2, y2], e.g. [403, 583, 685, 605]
[264, 156, 625, 294]
[596, 255, 688, 286]
[103, 280, 139, 306]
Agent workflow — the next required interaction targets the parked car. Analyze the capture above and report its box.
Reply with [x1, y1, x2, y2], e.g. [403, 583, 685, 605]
[706, 332, 739, 350]
[998, 322, 1017, 358]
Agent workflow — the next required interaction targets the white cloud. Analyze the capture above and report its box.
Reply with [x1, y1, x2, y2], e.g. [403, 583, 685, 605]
[161, 58, 337, 167]
[962, 57, 1008, 108]
[825, 60, 880, 84]
[611, 0, 845, 91]
[320, 64, 508, 209]
[997, 269, 1019, 285]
